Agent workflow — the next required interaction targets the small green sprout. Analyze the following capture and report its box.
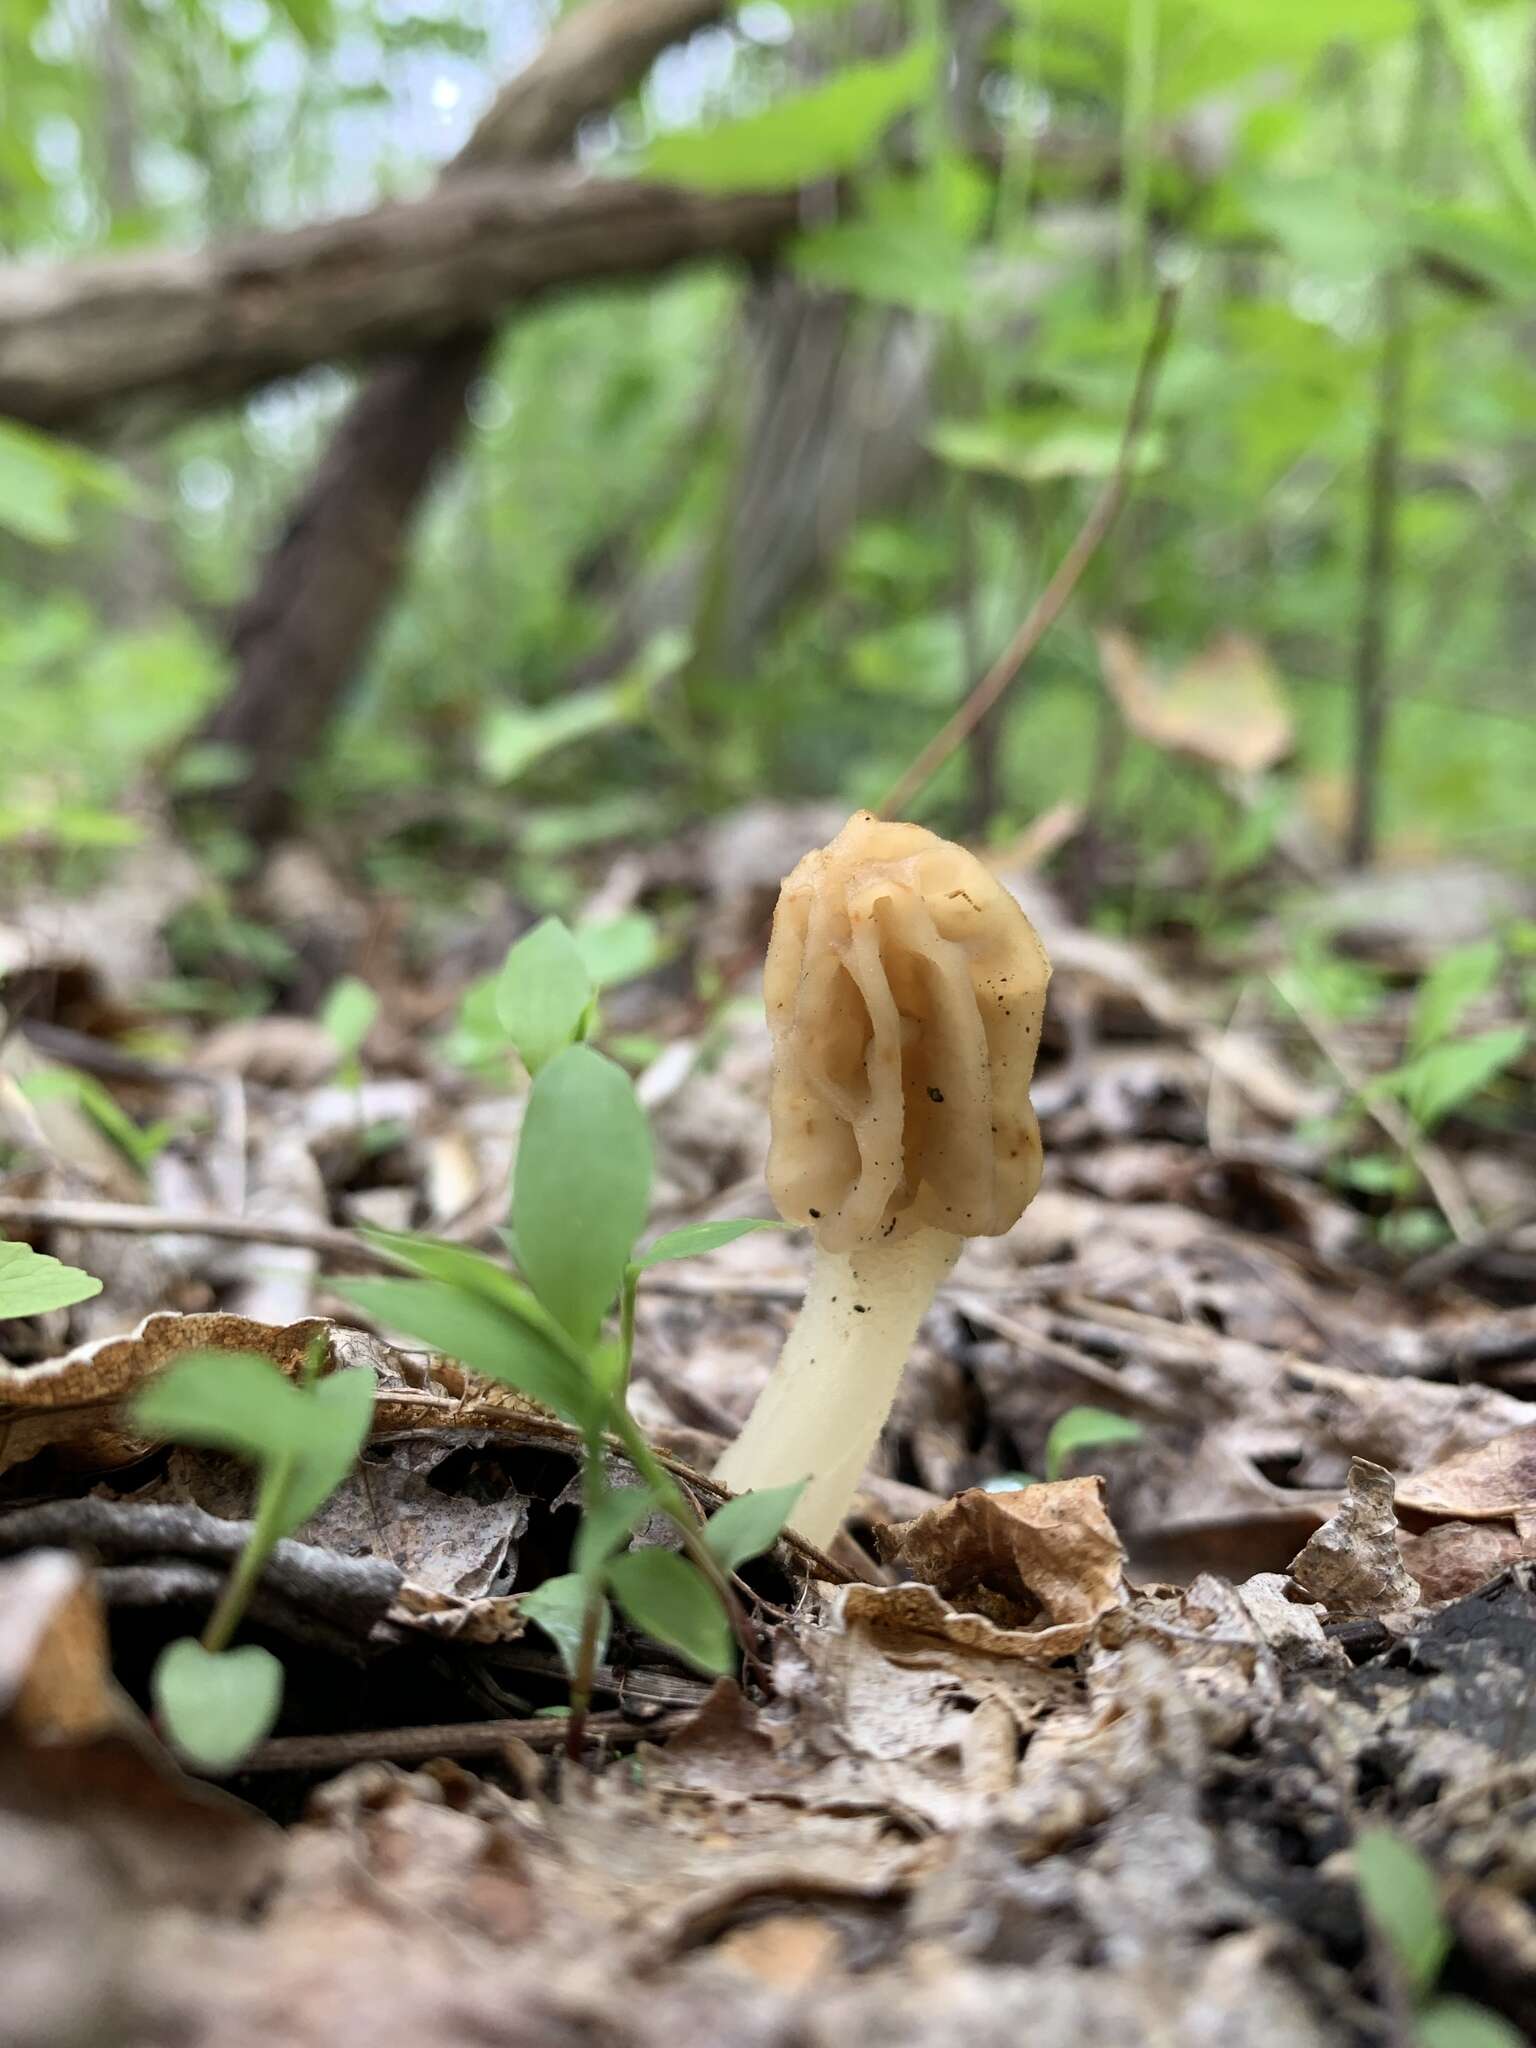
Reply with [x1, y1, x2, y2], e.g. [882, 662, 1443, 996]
[1355, 1827, 1523, 2048]
[331, 917, 801, 1757]
[132, 1333, 375, 1771]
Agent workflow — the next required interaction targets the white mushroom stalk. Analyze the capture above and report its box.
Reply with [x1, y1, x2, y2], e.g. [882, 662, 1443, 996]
[714, 1225, 961, 1551]
[715, 812, 1051, 1551]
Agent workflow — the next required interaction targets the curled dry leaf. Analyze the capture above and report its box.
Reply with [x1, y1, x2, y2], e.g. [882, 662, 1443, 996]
[0, 1550, 277, 1913]
[1287, 1458, 1421, 1617]
[0, 1310, 331, 1480]
[1097, 627, 1293, 779]
[876, 1476, 1128, 1656]
[1396, 1424, 1536, 1525]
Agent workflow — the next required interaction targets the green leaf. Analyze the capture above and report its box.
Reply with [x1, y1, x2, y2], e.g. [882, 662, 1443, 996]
[632, 1218, 786, 1270]
[573, 912, 666, 990]
[607, 1549, 734, 1676]
[1044, 1407, 1145, 1482]
[522, 1573, 608, 1679]
[329, 1276, 594, 1426]
[512, 1045, 652, 1347]
[477, 682, 636, 786]
[495, 918, 594, 1077]
[793, 159, 988, 314]
[574, 1485, 655, 1581]
[0, 1239, 102, 1318]
[274, 1365, 376, 1530]
[1411, 941, 1502, 1055]
[1390, 1027, 1528, 1131]
[153, 1639, 283, 1772]
[318, 976, 378, 1062]
[1227, 170, 1414, 279]
[19, 1067, 174, 1173]
[357, 1227, 575, 1348]
[703, 1481, 805, 1574]
[928, 412, 1165, 484]
[1355, 1829, 1451, 2002]
[0, 419, 138, 548]
[1417, 1998, 1527, 2048]
[133, 1353, 311, 1465]
[642, 40, 936, 192]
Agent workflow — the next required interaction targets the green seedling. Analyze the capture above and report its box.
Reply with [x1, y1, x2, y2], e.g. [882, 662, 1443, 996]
[319, 974, 379, 1091]
[1355, 1827, 1523, 2048]
[1044, 1406, 1145, 1481]
[131, 1333, 375, 1771]
[1279, 934, 1529, 1251]
[330, 919, 801, 1758]
[979, 1407, 1145, 1492]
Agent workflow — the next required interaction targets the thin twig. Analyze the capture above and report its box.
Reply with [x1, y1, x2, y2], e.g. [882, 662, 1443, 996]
[0, 1196, 397, 1264]
[877, 282, 1181, 819]
[236, 1709, 694, 1774]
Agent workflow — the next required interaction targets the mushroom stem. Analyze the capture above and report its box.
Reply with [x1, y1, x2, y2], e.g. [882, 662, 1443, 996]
[713, 1225, 961, 1550]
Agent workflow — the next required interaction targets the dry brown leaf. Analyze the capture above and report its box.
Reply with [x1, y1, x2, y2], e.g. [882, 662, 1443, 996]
[0, 1548, 118, 1741]
[0, 1310, 330, 1479]
[1287, 1458, 1420, 1617]
[0, 1550, 277, 1913]
[876, 1477, 1127, 1655]
[1398, 1521, 1536, 1604]
[1396, 1424, 1536, 1524]
[1098, 627, 1293, 778]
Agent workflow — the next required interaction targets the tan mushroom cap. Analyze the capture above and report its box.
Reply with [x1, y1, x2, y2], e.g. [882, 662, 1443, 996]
[765, 811, 1052, 1253]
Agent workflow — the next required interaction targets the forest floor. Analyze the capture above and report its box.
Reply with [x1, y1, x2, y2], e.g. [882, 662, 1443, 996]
[0, 809, 1533, 2048]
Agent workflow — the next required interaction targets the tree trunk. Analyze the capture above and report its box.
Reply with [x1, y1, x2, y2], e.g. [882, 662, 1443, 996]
[199, 0, 728, 843]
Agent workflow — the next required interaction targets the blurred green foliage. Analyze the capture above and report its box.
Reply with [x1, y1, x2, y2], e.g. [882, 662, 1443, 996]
[2, 0, 1535, 913]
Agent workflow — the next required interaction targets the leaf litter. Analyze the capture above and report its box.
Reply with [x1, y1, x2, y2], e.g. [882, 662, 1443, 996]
[0, 834, 1533, 2044]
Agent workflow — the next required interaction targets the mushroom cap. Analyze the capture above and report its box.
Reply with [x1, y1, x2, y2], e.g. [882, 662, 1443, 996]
[764, 811, 1052, 1252]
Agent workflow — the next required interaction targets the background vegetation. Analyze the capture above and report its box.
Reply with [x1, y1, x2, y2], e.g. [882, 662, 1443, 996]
[3, 0, 1534, 968]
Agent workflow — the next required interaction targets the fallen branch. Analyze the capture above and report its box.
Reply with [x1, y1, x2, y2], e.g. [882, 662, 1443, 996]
[0, 171, 800, 437]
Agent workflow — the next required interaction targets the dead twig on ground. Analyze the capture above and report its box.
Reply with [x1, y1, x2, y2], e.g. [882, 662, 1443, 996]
[238, 1710, 694, 1774]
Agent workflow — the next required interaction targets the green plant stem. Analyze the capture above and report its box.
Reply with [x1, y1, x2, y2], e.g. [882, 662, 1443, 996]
[566, 1425, 608, 1764]
[200, 1332, 330, 1657]
[1346, 14, 1435, 869]
[617, 1267, 639, 1394]
[201, 1456, 292, 1655]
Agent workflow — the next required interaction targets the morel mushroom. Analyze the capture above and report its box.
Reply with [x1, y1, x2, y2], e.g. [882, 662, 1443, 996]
[714, 811, 1052, 1548]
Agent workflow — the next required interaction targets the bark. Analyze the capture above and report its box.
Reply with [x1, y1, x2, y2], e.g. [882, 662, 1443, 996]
[0, 173, 796, 438]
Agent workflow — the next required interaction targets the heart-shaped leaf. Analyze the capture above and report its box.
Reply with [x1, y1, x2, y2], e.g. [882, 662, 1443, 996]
[153, 1638, 283, 1772]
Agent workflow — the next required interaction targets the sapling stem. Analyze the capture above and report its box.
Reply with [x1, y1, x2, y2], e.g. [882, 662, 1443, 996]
[713, 1225, 961, 1550]
[201, 1332, 329, 1655]
[566, 1422, 607, 1763]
